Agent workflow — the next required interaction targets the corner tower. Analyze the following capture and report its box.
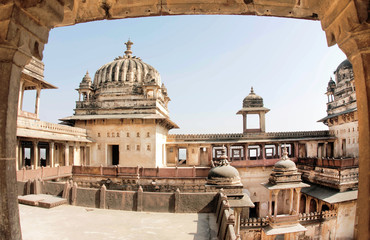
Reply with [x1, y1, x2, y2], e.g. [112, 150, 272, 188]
[237, 87, 270, 133]
[62, 40, 178, 167]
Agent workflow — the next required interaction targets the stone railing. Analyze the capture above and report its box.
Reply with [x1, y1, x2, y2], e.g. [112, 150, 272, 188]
[168, 130, 333, 141]
[17, 117, 88, 136]
[241, 210, 338, 229]
[17, 166, 73, 181]
[240, 217, 269, 227]
[215, 193, 238, 240]
[298, 157, 358, 168]
[299, 210, 337, 222]
[73, 165, 210, 178]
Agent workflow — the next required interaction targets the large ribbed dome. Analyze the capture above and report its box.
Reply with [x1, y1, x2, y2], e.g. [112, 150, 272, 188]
[335, 59, 352, 73]
[93, 40, 161, 88]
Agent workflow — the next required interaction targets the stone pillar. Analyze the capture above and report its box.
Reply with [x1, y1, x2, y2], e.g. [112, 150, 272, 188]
[0, 2, 65, 239]
[15, 140, 19, 171]
[295, 188, 301, 214]
[245, 143, 249, 160]
[207, 146, 212, 165]
[0, 27, 29, 240]
[34, 85, 41, 118]
[259, 112, 266, 132]
[18, 80, 24, 113]
[321, 2, 370, 238]
[289, 189, 294, 214]
[294, 142, 299, 158]
[226, 144, 231, 160]
[323, 142, 328, 158]
[268, 191, 272, 217]
[305, 196, 311, 214]
[33, 140, 39, 169]
[65, 143, 69, 166]
[49, 142, 55, 168]
[275, 144, 279, 158]
[234, 207, 241, 236]
[261, 143, 266, 160]
[242, 113, 247, 134]
[274, 190, 279, 217]
[83, 145, 87, 166]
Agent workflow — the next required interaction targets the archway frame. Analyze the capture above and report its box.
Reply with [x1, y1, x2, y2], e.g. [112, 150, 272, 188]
[0, 1, 369, 239]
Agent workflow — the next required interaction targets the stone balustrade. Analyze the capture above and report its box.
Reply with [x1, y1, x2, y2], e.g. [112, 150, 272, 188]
[17, 117, 88, 136]
[241, 210, 338, 229]
[240, 217, 269, 227]
[299, 210, 337, 222]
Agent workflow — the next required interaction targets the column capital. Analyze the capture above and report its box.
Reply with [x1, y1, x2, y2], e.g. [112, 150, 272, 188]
[320, 0, 369, 48]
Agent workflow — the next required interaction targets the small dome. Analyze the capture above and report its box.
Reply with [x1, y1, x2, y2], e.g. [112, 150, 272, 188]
[272, 150, 297, 172]
[243, 87, 264, 108]
[207, 147, 241, 185]
[92, 40, 161, 89]
[208, 165, 240, 180]
[328, 77, 335, 87]
[273, 159, 297, 172]
[79, 71, 92, 88]
[335, 59, 352, 73]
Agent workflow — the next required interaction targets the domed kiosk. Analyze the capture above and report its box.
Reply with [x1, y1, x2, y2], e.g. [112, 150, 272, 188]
[262, 148, 309, 239]
[61, 40, 178, 168]
[237, 87, 270, 133]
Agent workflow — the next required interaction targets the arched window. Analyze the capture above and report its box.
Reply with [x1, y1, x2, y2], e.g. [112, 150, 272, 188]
[321, 204, 330, 212]
[309, 199, 317, 213]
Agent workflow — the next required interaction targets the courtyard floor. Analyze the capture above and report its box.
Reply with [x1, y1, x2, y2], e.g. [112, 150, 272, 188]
[19, 204, 218, 240]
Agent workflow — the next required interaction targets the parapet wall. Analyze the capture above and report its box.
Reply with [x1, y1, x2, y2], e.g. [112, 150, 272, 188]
[168, 130, 334, 141]
[18, 180, 218, 213]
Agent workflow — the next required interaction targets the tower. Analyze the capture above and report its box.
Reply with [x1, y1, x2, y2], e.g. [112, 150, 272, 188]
[237, 87, 270, 133]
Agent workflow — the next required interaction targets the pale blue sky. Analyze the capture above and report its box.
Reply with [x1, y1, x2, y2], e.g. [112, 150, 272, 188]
[28, 15, 346, 134]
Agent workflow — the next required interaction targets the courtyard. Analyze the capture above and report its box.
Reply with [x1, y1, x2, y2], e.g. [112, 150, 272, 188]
[19, 204, 218, 240]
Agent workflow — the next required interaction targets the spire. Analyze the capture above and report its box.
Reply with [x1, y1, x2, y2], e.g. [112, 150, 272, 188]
[124, 39, 133, 57]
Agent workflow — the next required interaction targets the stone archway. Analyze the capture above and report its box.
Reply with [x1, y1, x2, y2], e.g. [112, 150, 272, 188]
[0, 1, 369, 240]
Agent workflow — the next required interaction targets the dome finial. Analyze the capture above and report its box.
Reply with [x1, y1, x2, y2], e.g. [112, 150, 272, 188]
[124, 39, 134, 57]
[218, 145, 230, 166]
[82, 70, 91, 83]
[251, 86, 254, 94]
[282, 144, 289, 160]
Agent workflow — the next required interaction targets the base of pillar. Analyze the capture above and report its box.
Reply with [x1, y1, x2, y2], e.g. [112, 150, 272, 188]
[0, 159, 22, 240]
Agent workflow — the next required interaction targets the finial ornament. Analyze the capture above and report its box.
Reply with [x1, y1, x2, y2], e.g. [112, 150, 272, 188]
[124, 39, 134, 57]
[250, 87, 254, 94]
[282, 145, 289, 160]
[218, 145, 230, 166]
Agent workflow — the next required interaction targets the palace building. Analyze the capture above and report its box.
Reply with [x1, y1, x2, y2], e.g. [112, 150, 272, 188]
[15, 41, 358, 240]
